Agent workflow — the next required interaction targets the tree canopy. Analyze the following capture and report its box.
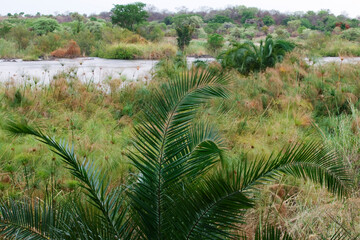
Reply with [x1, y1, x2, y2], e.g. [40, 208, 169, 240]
[111, 2, 148, 31]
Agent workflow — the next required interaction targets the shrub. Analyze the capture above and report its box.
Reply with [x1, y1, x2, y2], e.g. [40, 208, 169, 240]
[341, 28, 360, 41]
[51, 40, 81, 58]
[8, 25, 32, 50]
[207, 33, 224, 55]
[219, 36, 295, 75]
[31, 17, 60, 35]
[176, 24, 194, 51]
[32, 33, 64, 55]
[97, 44, 143, 59]
[0, 39, 17, 58]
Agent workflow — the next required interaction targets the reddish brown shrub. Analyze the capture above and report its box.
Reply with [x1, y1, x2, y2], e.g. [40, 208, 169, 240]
[51, 40, 81, 58]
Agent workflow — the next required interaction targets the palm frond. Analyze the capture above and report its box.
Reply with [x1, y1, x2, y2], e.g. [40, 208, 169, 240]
[0, 198, 69, 240]
[238, 141, 351, 197]
[254, 224, 293, 240]
[4, 121, 128, 239]
[181, 141, 350, 239]
[127, 69, 230, 238]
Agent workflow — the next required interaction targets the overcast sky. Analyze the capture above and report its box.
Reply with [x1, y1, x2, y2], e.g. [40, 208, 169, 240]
[1, 0, 359, 18]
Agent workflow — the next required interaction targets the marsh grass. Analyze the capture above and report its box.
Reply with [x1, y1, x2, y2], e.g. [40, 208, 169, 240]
[0, 52, 359, 237]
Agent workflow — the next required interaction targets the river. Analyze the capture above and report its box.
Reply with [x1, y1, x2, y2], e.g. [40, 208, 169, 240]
[0, 57, 359, 84]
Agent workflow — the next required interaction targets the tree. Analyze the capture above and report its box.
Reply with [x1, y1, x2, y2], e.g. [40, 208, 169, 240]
[207, 33, 224, 55]
[111, 2, 148, 31]
[31, 17, 60, 35]
[173, 15, 202, 51]
[1, 69, 351, 239]
[176, 24, 194, 51]
[71, 12, 86, 33]
[208, 14, 234, 24]
[9, 25, 32, 50]
[263, 15, 275, 26]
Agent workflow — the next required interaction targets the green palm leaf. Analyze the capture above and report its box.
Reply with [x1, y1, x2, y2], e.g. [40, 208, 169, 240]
[4, 121, 128, 239]
[127, 69, 231, 238]
[0, 198, 70, 240]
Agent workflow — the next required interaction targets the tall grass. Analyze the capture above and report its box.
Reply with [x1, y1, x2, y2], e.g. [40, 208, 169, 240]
[94, 42, 177, 59]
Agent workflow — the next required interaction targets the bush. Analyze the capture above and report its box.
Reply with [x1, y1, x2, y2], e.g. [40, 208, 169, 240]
[75, 29, 96, 56]
[0, 39, 17, 58]
[32, 33, 64, 56]
[31, 18, 60, 35]
[341, 28, 360, 41]
[219, 36, 295, 75]
[51, 40, 81, 58]
[97, 44, 143, 59]
[207, 33, 224, 55]
[136, 23, 165, 42]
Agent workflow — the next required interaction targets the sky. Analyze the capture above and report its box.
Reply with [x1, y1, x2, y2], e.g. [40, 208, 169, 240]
[1, 0, 360, 18]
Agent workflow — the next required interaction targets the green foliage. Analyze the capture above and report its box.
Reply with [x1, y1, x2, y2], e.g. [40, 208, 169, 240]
[8, 25, 32, 50]
[176, 24, 194, 51]
[0, 20, 13, 37]
[262, 15, 275, 26]
[32, 33, 63, 55]
[207, 33, 224, 54]
[208, 14, 234, 24]
[74, 29, 96, 55]
[204, 22, 222, 34]
[31, 17, 60, 35]
[0, 39, 17, 58]
[111, 2, 149, 31]
[219, 36, 295, 75]
[71, 12, 86, 34]
[1, 67, 352, 239]
[97, 44, 142, 59]
[341, 28, 360, 41]
[239, 7, 258, 24]
[136, 22, 165, 42]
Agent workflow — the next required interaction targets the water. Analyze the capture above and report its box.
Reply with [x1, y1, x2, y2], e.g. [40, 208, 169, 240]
[0, 57, 359, 84]
[0, 58, 159, 85]
[307, 57, 360, 65]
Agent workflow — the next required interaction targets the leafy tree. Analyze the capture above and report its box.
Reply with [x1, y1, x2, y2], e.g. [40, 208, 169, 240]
[0, 20, 13, 37]
[71, 12, 86, 33]
[111, 2, 148, 31]
[176, 24, 194, 51]
[287, 20, 301, 33]
[341, 28, 360, 41]
[137, 22, 165, 42]
[239, 7, 258, 24]
[207, 33, 224, 54]
[204, 22, 222, 34]
[173, 15, 202, 51]
[163, 16, 173, 25]
[0, 69, 351, 239]
[31, 17, 60, 35]
[219, 36, 295, 75]
[8, 25, 32, 50]
[262, 15, 275, 26]
[208, 14, 234, 24]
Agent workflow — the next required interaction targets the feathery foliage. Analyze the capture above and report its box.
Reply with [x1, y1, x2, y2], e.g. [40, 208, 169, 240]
[219, 36, 295, 75]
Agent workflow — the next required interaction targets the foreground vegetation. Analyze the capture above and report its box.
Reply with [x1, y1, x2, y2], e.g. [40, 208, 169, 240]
[0, 49, 359, 238]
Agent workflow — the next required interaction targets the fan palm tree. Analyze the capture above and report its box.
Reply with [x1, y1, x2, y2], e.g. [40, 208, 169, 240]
[219, 36, 295, 75]
[1, 69, 350, 239]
